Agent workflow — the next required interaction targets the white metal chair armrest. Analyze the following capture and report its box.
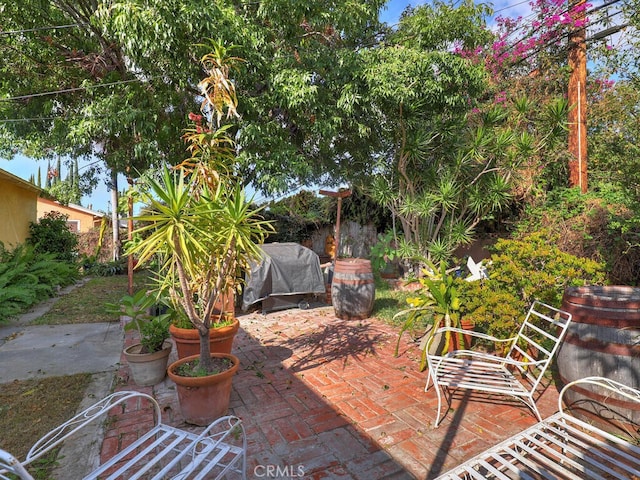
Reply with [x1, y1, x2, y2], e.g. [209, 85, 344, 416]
[432, 326, 517, 344]
[25, 391, 160, 466]
[174, 415, 247, 479]
[558, 376, 640, 415]
[431, 348, 548, 368]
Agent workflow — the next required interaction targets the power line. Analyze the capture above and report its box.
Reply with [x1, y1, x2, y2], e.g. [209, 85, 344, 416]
[0, 79, 143, 102]
[494, 0, 626, 66]
[0, 115, 63, 123]
[0, 23, 83, 36]
[0, 113, 110, 124]
[493, 0, 531, 15]
[499, 0, 624, 48]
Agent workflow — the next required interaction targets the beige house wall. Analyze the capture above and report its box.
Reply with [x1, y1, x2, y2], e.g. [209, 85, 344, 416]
[37, 197, 103, 233]
[0, 170, 40, 248]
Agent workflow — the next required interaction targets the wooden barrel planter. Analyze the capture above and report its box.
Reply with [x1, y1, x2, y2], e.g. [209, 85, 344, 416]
[331, 258, 375, 320]
[557, 286, 640, 430]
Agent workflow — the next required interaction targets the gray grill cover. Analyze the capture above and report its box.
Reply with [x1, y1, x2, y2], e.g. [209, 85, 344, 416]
[242, 243, 326, 310]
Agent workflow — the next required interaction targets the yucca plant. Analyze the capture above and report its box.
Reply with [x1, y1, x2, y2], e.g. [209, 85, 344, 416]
[127, 42, 273, 373]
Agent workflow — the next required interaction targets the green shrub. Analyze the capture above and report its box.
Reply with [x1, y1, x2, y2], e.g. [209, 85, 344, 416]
[82, 258, 127, 276]
[27, 211, 79, 263]
[514, 187, 640, 285]
[458, 231, 607, 338]
[0, 243, 79, 323]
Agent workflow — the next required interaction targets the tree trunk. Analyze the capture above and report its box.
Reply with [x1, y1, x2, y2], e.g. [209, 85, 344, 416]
[199, 328, 213, 371]
[127, 176, 134, 295]
[110, 169, 120, 261]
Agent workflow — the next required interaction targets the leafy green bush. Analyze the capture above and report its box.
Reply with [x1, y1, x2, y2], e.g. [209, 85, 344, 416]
[514, 187, 640, 285]
[458, 231, 607, 338]
[0, 243, 79, 323]
[82, 257, 127, 276]
[106, 289, 170, 353]
[369, 230, 403, 275]
[27, 211, 79, 263]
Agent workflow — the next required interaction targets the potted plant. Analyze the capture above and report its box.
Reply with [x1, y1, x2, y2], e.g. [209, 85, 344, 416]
[393, 259, 473, 370]
[106, 289, 172, 386]
[369, 230, 403, 280]
[127, 43, 272, 425]
[168, 289, 238, 359]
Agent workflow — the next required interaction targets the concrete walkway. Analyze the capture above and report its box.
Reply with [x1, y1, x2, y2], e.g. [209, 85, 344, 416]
[105, 305, 561, 479]
[0, 322, 122, 383]
[0, 279, 122, 384]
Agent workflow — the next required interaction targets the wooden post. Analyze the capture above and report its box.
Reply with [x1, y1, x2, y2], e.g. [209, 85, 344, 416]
[568, 0, 588, 193]
[319, 189, 352, 260]
[127, 173, 134, 295]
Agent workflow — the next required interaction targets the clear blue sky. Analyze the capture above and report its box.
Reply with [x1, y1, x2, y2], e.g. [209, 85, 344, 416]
[1, 1, 530, 212]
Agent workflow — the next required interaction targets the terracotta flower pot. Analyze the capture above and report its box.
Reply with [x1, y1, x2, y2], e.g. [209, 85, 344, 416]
[169, 318, 240, 359]
[167, 353, 240, 426]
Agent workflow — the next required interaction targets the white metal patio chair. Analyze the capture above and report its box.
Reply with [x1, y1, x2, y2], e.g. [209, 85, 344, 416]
[426, 300, 572, 427]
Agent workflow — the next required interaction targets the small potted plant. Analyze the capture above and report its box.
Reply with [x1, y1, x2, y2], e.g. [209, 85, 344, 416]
[106, 289, 172, 386]
[127, 42, 272, 425]
[393, 259, 473, 370]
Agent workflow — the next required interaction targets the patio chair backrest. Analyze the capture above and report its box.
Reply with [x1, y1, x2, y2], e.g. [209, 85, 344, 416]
[504, 300, 572, 392]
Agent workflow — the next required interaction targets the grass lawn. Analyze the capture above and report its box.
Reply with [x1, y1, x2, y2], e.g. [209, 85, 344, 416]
[32, 274, 145, 325]
[373, 278, 417, 325]
[373, 278, 431, 342]
[0, 374, 92, 479]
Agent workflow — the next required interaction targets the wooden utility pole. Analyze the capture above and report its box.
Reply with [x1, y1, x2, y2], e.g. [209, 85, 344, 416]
[319, 189, 352, 260]
[568, 0, 588, 193]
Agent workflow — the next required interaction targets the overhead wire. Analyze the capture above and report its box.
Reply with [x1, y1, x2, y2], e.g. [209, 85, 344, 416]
[496, 0, 625, 53]
[492, 0, 627, 67]
[0, 23, 83, 36]
[0, 79, 144, 102]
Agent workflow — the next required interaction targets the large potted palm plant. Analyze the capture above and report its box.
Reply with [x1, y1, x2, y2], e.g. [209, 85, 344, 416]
[128, 43, 272, 425]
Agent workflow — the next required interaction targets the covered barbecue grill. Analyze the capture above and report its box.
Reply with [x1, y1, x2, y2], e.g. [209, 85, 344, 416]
[241, 243, 326, 313]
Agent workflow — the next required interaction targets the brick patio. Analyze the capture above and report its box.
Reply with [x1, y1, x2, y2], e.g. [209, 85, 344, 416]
[104, 304, 560, 479]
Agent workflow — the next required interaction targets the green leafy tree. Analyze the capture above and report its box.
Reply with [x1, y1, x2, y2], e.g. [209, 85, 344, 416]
[589, 81, 640, 203]
[0, 0, 199, 259]
[103, 0, 387, 193]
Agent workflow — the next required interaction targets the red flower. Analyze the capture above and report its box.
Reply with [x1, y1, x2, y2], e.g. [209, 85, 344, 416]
[188, 112, 203, 123]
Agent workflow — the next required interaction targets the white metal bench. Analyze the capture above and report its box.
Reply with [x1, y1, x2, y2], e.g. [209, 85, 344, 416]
[0, 390, 247, 480]
[436, 376, 640, 479]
